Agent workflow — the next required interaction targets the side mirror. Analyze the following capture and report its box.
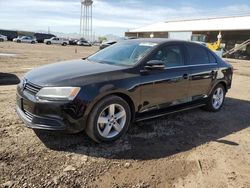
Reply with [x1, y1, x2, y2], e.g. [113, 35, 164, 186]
[145, 60, 165, 70]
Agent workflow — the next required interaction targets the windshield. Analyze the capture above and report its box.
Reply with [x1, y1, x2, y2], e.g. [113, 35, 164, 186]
[88, 41, 157, 66]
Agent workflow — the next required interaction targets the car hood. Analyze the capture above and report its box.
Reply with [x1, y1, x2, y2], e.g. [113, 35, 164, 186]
[24, 59, 127, 87]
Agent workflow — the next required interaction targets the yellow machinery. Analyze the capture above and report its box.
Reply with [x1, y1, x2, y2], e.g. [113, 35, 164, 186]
[207, 32, 222, 51]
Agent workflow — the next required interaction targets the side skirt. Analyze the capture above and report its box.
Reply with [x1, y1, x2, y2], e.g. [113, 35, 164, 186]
[135, 103, 206, 122]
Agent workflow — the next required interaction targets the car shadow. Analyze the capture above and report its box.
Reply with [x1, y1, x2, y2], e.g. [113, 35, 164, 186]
[35, 97, 250, 160]
[0, 72, 20, 85]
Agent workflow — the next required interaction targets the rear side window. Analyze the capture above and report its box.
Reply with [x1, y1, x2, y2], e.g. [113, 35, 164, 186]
[208, 52, 217, 64]
[186, 44, 210, 65]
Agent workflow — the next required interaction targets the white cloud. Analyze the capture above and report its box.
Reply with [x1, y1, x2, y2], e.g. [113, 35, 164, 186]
[0, 0, 249, 36]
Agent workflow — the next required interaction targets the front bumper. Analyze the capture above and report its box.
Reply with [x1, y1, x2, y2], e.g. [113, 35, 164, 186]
[16, 104, 66, 131]
[16, 85, 87, 133]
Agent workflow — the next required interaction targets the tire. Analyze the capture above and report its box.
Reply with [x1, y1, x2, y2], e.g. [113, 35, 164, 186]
[204, 84, 226, 112]
[31, 41, 35, 44]
[17, 40, 21, 43]
[46, 41, 51, 45]
[85, 95, 131, 143]
[0, 38, 3, 42]
[62, 43, 67, 46]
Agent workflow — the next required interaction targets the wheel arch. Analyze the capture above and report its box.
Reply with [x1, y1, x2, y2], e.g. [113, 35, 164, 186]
[85, 91, 136, 124]
[209, 80, 228, 96]
[219, 81, 228, 92]
[112, 92, 135, 122]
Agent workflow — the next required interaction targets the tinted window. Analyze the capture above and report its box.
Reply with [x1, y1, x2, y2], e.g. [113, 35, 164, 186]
[187, 44, 210, 65]
[151, 45, 184, 67]
[208, 52, 217, 64]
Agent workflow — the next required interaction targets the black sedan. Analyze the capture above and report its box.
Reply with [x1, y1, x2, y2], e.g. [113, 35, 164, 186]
[16, 39, 233, 143]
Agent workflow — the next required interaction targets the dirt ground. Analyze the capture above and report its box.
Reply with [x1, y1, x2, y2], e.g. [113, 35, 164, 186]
[0, 42, 250, 188]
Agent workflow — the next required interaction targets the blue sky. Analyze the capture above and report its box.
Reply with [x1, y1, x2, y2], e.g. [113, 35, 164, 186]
[0, 0, 250, 36]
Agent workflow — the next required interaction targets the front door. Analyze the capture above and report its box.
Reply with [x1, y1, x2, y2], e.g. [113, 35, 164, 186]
[140, 44, 190, 112]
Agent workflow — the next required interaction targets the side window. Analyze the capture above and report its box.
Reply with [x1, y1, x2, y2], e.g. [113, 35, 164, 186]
[187, 44, 210, 65]
[151, 45, 184, 68]
[208, 52, 217, 64]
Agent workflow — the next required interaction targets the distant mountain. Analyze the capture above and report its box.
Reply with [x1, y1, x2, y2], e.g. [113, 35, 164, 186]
[35, 30, 80, 39]
[34, 30, 122, 41]
[103, 34, 122, 41]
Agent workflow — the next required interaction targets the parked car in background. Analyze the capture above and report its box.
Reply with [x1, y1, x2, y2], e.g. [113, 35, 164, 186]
[16, 39, 233, 143]
[14, 36, 37, 44]
[69, 39, 79, 45]
[0, 29, 18, 40]
[34, 33, 56, 43]
[77, 39, 92, 46]
[99, 40, 117, 50]
[92, 41, 101, 46]
[13, 36, 21, 42]
[0, 34, 7, 42]
[44, 37, 69, 46]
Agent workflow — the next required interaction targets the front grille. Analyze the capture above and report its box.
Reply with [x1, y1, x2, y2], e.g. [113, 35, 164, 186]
[23, 110, 34, 121]
[24, 81, 41, 95]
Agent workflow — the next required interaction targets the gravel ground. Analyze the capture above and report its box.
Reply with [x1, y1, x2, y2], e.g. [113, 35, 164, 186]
[0, 42, 250, 188]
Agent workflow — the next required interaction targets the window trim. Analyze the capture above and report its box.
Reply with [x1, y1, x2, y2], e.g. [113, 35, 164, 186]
[164, 63, 217, 70]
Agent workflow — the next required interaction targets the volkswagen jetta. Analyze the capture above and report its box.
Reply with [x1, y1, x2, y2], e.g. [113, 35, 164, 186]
[16, 39, 233, 143]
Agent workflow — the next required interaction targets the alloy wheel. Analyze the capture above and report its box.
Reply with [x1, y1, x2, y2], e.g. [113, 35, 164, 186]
[97, 104, 126, 139]
[212, 87, 224, 110]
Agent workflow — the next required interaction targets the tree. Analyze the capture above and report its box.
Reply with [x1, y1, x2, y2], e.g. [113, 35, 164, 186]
[98, 36, 107, 43]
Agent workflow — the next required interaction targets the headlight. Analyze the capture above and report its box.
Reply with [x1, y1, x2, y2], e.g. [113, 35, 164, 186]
[36, 87, 80, 101]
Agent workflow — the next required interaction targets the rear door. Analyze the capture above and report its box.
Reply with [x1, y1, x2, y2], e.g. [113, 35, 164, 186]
[185, 43, 218, 100]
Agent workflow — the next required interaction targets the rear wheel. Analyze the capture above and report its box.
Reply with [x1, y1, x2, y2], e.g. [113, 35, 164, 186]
[46, 41, 51, 45]
[31, 41, 35, 44]
[17, 40, 21, 43]
[204, 84, 225, 112]
[85, 95, 131, 143]
[0, 38, 4, 42]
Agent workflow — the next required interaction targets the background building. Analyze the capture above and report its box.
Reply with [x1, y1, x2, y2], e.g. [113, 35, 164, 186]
[125, 15, 250, 53]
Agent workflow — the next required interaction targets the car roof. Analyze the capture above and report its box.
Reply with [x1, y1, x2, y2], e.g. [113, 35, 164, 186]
[122, 38, 192, 45]
[123, 38, 210, 48]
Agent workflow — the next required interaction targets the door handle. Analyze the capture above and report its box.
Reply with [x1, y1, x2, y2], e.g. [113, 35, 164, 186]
[183, 73, 189, 80]
[210, 70, 216, 76]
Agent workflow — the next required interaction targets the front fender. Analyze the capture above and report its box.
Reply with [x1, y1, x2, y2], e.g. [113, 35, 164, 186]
[80, 81, 140, 123]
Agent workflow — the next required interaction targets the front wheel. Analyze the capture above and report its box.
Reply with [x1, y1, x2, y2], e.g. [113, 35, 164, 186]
[204, 84, 225, 112]
[85, 95, 131, 143]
